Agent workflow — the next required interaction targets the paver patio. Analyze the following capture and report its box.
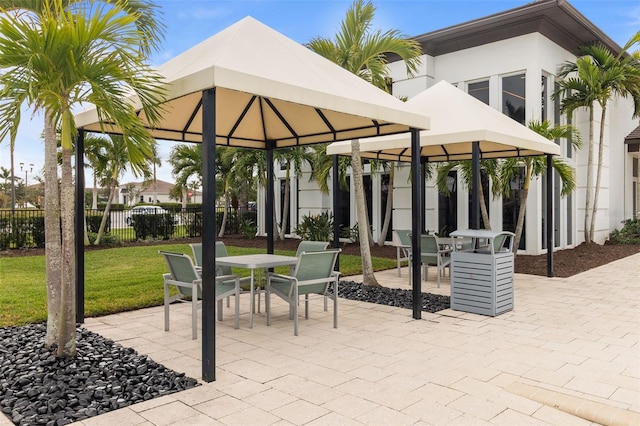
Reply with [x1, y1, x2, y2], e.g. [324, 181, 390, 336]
[7, 253, 634, 426]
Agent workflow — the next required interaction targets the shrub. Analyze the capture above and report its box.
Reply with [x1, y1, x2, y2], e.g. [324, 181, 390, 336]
[86, 213, 110, 233]
[88, 232, 123, 247]
[609, 219, 640, 244]
[295, 211, 333, 241]
[238, 215, 256, 239]
[131, 213, 175, 240]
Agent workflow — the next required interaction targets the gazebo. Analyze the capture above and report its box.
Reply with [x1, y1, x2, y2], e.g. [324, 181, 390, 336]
[327, 80, 562, 317]
[73, 16, 430, 382]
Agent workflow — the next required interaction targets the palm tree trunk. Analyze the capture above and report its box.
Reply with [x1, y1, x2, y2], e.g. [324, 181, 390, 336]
[589, 106, 607, 242]
[58, 112, 76, 357]
[512, 165, 532, 253]
[478, 179, 491, 230]
[43, 117, 62, 349]
[352, 139, 379, 286]
[219, 191, 229, 238]
[584, 106, 595, 243]
[280, 165, 290, 240]
[377, 164, 394, 246]
[95, 183, 116, 245]
[91, 174, 98, 210]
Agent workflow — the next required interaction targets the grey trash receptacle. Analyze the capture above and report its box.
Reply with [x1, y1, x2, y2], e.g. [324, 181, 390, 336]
[449, 230, 515, 316]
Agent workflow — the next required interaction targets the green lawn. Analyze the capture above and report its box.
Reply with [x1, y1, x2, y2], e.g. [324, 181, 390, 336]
[0, 243, 395, 327]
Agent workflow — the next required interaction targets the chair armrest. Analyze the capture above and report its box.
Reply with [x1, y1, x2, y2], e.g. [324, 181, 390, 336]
[266, 272, 295, 281]
[215, 273, 239, 282]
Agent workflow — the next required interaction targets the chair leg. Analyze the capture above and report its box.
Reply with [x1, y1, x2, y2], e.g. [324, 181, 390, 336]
[191, 283, 198, 340]
[333, 281, 338, 329]
[397, 247, 402, 277]
[234, 281, 240, 329]
[305, 294, 309, 320]
[266, 278, 271, 326]
[217, 299, 223, 321]
[164, 282, 170, 332]
[293, 285, 299, 336]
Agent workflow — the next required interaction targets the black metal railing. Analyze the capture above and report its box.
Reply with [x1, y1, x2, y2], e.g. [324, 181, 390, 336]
[0, 206, 258, 250]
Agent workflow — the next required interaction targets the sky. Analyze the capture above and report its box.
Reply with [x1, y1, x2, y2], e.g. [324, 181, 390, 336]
[0, 0, 638, 187]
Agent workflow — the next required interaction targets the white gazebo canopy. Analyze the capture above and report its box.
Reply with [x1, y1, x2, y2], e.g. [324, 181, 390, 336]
[75, 16, 430, 147]
[326, 80, 560, 159]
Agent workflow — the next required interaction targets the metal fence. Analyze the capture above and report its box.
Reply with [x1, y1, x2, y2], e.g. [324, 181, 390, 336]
[0, 207, 258, 250]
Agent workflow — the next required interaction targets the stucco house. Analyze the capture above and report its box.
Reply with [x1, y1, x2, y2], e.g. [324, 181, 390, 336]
[118, 179, 176, 206]
[258, 0, 638, 255]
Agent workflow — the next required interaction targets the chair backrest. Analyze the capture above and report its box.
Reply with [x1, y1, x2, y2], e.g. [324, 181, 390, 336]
[420, 234, 440, 264]
[160, 251, 200, 298]
[492, 232, 514, 253]
[189, 243, 202, 267]
[295, 241, 330, 257]
[215, 241, 233, 275]
[393, 230, 412, 247]
[293, 250, 340, 292]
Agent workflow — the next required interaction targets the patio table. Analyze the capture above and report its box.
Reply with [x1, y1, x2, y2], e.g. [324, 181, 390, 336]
[215, 254, 298, 328]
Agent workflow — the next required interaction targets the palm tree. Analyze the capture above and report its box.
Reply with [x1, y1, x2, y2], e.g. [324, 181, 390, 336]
[84, 135, 109, 210]
[94, 135, 151, 245]
[168, 143, 202, 209]
[274, 147, 313, 240]
[499, 120, 582, 252]
[556, 32, 640, 243]
[0, 0, 165, 357]
[436, 160, 500, 231]
[307, 0, 422, 286]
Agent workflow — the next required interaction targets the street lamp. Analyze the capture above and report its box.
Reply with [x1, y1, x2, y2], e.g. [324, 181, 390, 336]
[19, 162, 33, 208]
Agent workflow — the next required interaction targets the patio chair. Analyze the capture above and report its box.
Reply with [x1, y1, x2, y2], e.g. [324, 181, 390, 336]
[266, 249, 341, 336]
[392, 229, 412, 277]
[291, 240, 330, 274]
[420, 234, 451, 288]
[191, 241, 252, 307]
[160, 251, 240, 339]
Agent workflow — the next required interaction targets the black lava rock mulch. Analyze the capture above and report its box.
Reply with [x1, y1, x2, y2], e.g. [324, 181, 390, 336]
[0, 324, 199, 426]
[335, 280, 450, 313]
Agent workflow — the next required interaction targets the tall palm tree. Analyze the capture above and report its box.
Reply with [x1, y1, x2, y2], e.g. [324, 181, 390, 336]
[436, 160, 501, 231]
[274, 147, 313, 240]
[84, 135, 109, 210]
[307, 0, 422, 286]
[168, 143, 202, 209]
[499, 120, 582, 252]
[556, 32, 640, 243]
[0, 0, 165, 356]
[94, 135, 151, 245]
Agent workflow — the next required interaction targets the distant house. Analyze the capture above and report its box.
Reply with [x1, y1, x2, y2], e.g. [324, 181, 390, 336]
[118, 179, 202, 205]
[118, 179, 175, 205]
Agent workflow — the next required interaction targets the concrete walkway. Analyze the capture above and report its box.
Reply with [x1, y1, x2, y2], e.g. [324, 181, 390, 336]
[33, 253, 639, 425]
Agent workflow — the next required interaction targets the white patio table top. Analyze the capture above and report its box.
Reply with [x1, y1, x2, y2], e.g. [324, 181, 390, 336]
[215, 254, 298, 328]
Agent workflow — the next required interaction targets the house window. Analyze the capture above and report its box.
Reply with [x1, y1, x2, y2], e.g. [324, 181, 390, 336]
[633, 157, 638, 177]
[139, 196, 144, 202]
[438, 171, 457, 236]
[468, 80, 489, 105]
[502, 74, 525, 124]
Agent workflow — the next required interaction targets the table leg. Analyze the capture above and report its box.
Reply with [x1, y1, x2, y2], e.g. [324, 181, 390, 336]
[249, 269, 255, 328]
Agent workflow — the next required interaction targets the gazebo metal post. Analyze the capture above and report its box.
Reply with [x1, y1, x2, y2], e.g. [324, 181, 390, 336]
[421, 158, 427, 234]
[471, 141, 480, 230]
[410, 129, 422, 319]
[266, 142, 275, 254]
[75, 129, 85, 324]
[546, 154, 554, 277]
[201, 88, 217, 382]
[332, 155, 341, 269]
